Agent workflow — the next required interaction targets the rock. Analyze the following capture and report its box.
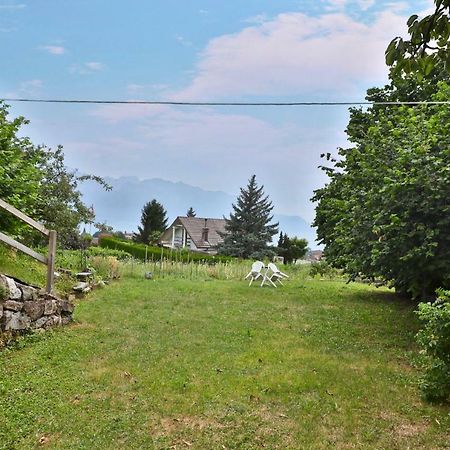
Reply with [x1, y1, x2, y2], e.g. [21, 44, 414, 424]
[43, 300, 57, 315]
[3, 300, 23, 312]
[3, 276, 22, 300]
[18, 284, 37, 301]
[4, 311, 31, 330]
[33, 316, 48, 329]
[23, 301, 45, 320]
[61, 315, 72, 326]
[0, 304, 3, 319]
[0, 275, 8, 300]
[60, 301, 74, 314]
[46, 315, 62, 327]
[67, 294, 76, 302]
[145, 272, 153, 279]
[73, 282, 90, 292]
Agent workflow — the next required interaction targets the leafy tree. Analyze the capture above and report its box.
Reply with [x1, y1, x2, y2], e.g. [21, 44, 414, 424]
[278, 234, 308, 264]
[416, 289, 450, 401]
[0, 103, 42, 237]
[186, 207, 196, 217]
[133, 199, 168, 244]
[94, 221, 114, 234]
[313, 76, 450, 298]
[33, 146, 111, 248]
[0, 102, 110, 247]
[386, 0, 450, 77]
[219, 175, 278, 259]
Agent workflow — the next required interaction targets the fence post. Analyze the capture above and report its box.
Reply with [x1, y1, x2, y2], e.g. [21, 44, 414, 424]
[46, 230, 57, 294]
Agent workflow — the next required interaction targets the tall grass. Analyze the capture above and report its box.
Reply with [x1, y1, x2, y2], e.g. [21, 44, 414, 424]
[119, 258, 310, 282]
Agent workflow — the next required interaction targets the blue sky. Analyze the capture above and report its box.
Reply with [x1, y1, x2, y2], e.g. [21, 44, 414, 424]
[1, 0, 431, 222]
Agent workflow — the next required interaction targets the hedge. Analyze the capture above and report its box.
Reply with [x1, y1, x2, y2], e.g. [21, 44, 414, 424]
[99, 236, 232, 264]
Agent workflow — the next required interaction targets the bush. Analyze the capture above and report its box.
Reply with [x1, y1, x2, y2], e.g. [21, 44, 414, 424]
[416, 289, 450, 402]
[309, 260, 341, 279]
[99, 236, 232, 264]
[87, 246, 131, 260]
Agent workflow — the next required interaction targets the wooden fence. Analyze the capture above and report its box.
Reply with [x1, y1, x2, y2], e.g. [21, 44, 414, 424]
[0, 198, 56, 293]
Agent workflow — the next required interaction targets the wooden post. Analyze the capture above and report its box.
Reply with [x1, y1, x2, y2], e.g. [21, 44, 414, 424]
[46, 230, 57, 294]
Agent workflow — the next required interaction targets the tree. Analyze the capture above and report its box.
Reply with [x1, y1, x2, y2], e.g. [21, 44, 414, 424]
[386, 0, 450, 77]
[186, 207, 196, 217]
[133, 199, 168, 244]
[0, 102, 110, 247]
[277, 234, 308, 264]
[33, 146, 111, 248]
[219, 175, 278, 259]
[0, 103, 43, 237]
[313, 75, 450, 298]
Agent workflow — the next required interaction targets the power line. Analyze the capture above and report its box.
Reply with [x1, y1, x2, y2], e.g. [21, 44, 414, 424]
[2, 98, 450, 106]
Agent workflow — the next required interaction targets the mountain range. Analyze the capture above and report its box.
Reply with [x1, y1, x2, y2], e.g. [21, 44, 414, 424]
[79, 177, 320, 248]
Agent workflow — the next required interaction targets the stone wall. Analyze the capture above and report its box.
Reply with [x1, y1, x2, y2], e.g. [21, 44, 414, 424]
[0, 274, 74, 332]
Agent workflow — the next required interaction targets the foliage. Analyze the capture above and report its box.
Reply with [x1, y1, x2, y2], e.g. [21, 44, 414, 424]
[186, 206, 196, 217]
[100, 236, 232, 264]
[0, 283, 7, 301]
[313, 77, 450, 298]
[0, 103, 42, 237]
[33, 146, 111, 248]
[309, 260, 342, 279]
[219, 175, 278, 259]
[386, 0, 450, 77]
[416, 289, 450, 402]
[94, 221, 113, 234]
[87, 246, 131, 260]
[133, 199, 168, 244]
[0, 102, 110, 247]
[277, 233, 308, 264]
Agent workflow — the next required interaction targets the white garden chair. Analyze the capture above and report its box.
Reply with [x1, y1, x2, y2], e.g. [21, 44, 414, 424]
[262, 263, 289, 287]
[245, 261, 265, 286]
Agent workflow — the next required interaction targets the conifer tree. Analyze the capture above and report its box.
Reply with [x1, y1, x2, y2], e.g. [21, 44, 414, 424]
[219, 175, 278, 259]
[133, 199, 168, 244]
[186, 207, 196, 217]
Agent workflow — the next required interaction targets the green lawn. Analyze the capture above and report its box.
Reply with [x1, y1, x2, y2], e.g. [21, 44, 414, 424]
[0, 276, 449, 449]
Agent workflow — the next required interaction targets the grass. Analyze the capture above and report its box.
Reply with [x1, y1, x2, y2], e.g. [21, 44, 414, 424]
[0, 274, 449, 449]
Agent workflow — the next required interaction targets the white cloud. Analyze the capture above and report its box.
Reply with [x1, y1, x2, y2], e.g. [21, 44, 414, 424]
[171, 10, 408, 101]
[39, 45, 65, 55]
[325, 0, 348, 11]
[69, 61, 104, 75]
[85, 61, 104, 71]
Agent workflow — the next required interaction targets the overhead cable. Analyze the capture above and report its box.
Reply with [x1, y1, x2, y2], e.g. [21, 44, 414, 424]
[2, 98, 450, 106]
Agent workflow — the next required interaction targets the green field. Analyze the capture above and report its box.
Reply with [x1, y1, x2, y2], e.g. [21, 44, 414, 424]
[0, 275, 449, 449]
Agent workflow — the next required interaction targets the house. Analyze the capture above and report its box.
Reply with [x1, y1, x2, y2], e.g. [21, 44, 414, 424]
[159, 216, 227, 255]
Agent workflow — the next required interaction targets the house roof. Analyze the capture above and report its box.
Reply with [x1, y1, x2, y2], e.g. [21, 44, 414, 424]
[170, 216, 227, 249]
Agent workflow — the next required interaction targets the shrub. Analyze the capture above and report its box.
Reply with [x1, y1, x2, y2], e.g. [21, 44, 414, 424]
[309, 260, 341, 279]
[416, 289, 450, 402]
[99, 236, 232, 264]
[87, 246, 131, 260]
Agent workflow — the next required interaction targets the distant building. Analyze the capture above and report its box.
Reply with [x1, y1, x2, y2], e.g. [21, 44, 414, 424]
[304, 249, 323, 261]
[159, 216, 227, 255]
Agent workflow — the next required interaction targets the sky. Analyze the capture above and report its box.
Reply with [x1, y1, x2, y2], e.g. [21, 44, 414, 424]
[0, 0, 432, 223]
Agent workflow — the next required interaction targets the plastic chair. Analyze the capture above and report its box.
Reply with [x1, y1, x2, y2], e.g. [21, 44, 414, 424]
[264, 263, 289, 286]
[245, 261, 265, 286]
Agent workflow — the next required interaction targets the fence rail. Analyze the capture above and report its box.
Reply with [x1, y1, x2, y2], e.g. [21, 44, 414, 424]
[0, 198, 56, 293]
